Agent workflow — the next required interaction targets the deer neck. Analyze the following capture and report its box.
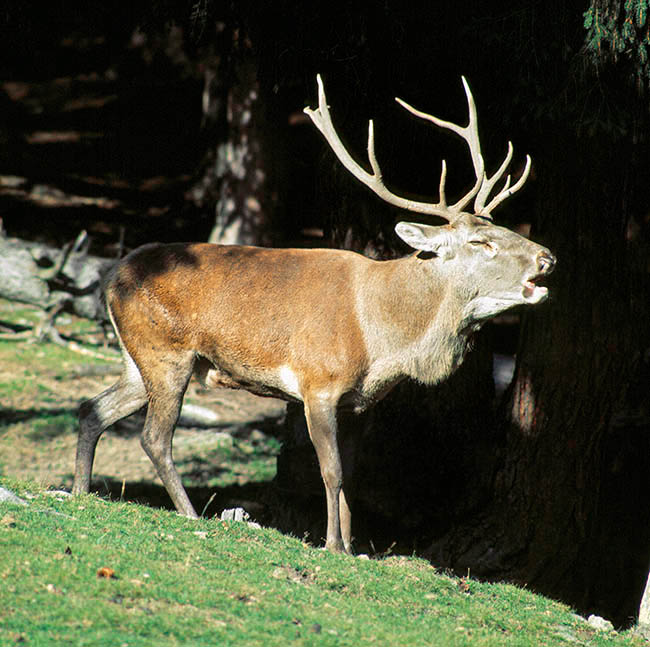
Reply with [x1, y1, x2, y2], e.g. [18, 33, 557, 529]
[355, 254, 475, 402]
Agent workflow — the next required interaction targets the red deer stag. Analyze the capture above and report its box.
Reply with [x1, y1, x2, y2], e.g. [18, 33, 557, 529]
[73, 75, 555, 553]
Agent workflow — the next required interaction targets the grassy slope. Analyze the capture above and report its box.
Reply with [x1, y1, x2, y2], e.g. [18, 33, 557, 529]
[0, 478, 644, 647]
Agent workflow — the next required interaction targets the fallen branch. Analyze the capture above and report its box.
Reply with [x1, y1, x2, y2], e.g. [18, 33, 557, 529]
[0, 228, 117, 346]
[67, 364, 123, 377]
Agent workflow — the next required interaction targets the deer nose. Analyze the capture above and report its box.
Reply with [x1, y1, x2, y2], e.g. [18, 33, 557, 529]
[537, 250, 556, 275]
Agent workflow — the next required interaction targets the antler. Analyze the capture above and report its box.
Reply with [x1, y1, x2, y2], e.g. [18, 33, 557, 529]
[304, 74, 531, 222]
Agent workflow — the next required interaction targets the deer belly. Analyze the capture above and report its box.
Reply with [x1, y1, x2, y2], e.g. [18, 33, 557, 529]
[193, 357, 303, 402]
[195, 362, 243, 390]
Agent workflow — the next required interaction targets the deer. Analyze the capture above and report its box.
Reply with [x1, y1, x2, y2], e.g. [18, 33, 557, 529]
[72, 75, 555, 553]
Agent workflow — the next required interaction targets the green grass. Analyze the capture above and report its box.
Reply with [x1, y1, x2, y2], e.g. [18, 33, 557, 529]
[0, 478, 644, 646]
[176, 434, 282, 489]
[0, 339, 106, 399]
[0, 298, 110, 400]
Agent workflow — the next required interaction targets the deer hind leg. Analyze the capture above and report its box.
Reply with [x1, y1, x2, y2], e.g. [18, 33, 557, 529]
[303, 393, 347, 553]
[73, 350, 147, 495]
[138, 350, 197, 518]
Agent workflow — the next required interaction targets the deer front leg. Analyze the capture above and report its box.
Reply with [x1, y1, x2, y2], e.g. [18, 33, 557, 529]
[303, 394, 346, 553]
[337, 420, 359, 554]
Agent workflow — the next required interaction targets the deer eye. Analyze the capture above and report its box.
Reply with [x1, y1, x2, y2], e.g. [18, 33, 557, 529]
[469, 240, 497, 254]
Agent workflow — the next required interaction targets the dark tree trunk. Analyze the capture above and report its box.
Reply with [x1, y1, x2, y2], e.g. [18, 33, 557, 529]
[188, 27, 282, 247]
[499, 139, 649, 623]
[427, 128, 650, 625]
[206, 58, 278, 247]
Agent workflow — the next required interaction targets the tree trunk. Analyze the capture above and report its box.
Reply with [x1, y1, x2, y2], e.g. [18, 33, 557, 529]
[189, 29, 281, 247]
[639, 571, 650, 629]
[427, 131, 650, 626]
[500, 142, 649, 624]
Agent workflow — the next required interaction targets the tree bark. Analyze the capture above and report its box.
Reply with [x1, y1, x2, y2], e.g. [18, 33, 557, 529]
[189, 28, 281, 247]
[427, 130, 650, 625]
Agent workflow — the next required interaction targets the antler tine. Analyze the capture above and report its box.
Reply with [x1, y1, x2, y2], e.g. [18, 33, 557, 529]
[394, 77, 482, 176]
[395, 76, 486, 216]
[482, 154, 532, 214]
[473, 141, 532, 217]
[304, 74, 455, 221]
[396, 77, 533, 219]
[459, 75, 483, 180]
[474, 141, 513, 214]
[438, 159, 448, 209]
[305, 75, 531, 223]
[366, 119, 382, 180]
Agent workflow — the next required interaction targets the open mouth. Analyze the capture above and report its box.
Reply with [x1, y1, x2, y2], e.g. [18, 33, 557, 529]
[522, 274, 549, 303]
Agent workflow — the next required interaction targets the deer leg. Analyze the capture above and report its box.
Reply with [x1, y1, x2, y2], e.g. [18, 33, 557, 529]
[139, 352, 197, 518]
[337, 416, 360, 554]
[303, 394, 346, 552]
[73, 354, 147, 495]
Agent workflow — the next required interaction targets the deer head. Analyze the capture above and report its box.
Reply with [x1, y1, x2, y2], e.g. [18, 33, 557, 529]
[304, 75, 555, 322]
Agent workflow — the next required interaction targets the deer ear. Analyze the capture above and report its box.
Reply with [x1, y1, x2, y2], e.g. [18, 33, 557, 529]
[395, 221, 457, 258]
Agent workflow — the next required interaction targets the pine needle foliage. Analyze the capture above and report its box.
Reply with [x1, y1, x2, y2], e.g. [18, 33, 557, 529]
[584, 0, 650, 88]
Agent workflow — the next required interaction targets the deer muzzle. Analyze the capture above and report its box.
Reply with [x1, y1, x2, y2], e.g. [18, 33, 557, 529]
[522, 249, 556, 303]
